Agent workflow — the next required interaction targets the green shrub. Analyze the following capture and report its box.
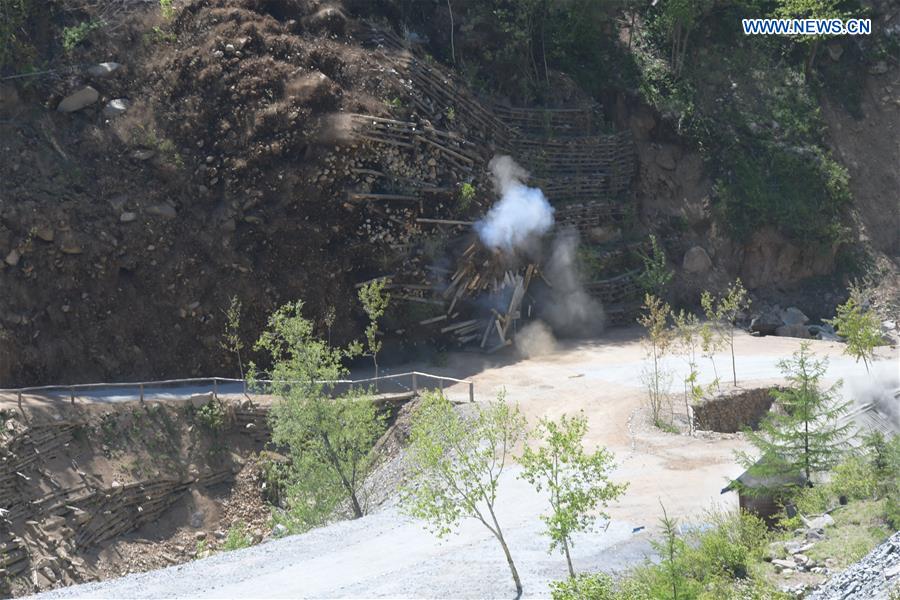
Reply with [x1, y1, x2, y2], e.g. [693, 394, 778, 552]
[458, 182, 476, 209]
[222, 521, 253, 551]
[62, 19, 103, 54]
[159, 0, 175, 19]
[195, 399, 227, 431]
[550, 573, 617, 600]
[831, 455, 879, 501]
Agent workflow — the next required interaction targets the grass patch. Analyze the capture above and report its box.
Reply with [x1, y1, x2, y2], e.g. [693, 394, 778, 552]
[806, 499, 891, 567]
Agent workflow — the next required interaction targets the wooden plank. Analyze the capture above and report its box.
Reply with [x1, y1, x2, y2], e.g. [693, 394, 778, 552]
[419, 315, 448, 325]
[416, 218, 474, 226]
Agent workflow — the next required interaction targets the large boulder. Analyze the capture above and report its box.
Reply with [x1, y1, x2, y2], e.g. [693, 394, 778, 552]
[57, 86, 99, 112]
[781, 307, 809, 326]
[750, 311, 782, 336]
[682, 246, 712, 273]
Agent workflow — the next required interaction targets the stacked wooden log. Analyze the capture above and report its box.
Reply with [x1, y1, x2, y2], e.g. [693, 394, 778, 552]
[0, 525, 28, 580]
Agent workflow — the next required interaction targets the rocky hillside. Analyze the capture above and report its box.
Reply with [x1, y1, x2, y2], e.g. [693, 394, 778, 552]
[0, 0, 897, 385]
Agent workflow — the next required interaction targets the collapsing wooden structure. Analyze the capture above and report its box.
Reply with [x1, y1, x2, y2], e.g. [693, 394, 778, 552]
[342, 23, 642, 350]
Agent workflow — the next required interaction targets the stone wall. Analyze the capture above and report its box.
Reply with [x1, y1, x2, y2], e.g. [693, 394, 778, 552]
[693, 386, 781, 433]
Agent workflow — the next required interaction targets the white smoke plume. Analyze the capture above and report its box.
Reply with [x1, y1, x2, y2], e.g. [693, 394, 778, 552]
[539, 229, 606, 338]
[475, 156, 555, 252]
[846, 362, 900, 433]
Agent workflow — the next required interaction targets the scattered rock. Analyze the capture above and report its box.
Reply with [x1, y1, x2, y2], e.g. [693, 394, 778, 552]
[809, 324, 841, 342]
[131, 149, 155, 161]
[34, 226, 54, 242]
[87, 62, 121, 77]
[804, 514, 835, 530]
[103, 98, 129, 117]
[120, 212, 137, 223]
[146, 204, 177, 219]
[773, 558, 798, 572]
[807, 531, 900, 599]
[806, 528, 826, 541]
[272, 524, 288, 538]
[194, 531, 206, 541]
[682, 246, 712, 273]
[58, 235, 84, 255]
[57, 86, 99, 113]
[4, 249, 20, 266]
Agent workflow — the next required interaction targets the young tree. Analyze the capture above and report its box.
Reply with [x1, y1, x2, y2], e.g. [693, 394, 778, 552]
[638, 293, 673, 428]
[401, 390, 527, 597]
[220, 295, 246, 388]
[520, 412, 627, 578]
[671, 309, 705, 435]
[698, 316, 724, 392]
[357, 279, 391, 378]
[658, 0, 713, 77]
[702, 279, 750, 386]
[637, 235, 673, 296]
[737, 343, 855, 494]
[826, 288, 881, 373]
[252, 301, 384, 525]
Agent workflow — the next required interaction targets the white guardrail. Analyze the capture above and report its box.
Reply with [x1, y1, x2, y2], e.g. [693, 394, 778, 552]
[0, 371, 475, 409]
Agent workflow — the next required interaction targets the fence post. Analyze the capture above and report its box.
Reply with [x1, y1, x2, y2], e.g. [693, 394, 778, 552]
[70, 386, 75, 405]
[411, 372, 418, 396]
[213, 379, 219, 401]
[17, 391, 23, 412]
[139, 383, 144, 404]
[469, 382, 474, 403]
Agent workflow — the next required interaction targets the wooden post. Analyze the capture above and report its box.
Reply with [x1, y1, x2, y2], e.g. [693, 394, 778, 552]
[139, 383, 144, 404]
[70, 386, 75, 405]
[412, 372, 418, 396]
[469, 382, 474, 403]
[213, 379, 219, 401]
[17, 391, 23, 412]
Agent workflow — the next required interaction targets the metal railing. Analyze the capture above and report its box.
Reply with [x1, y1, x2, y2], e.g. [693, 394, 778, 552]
[0, 371, 475, 410]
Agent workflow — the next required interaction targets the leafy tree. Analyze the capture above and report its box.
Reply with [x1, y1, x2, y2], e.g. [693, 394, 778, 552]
[252, 301, 384, 525]
[826, 287, 881, 373]
[736, 343, 854, 494]
[401, 390, 527, 597]
[701, 280, 750, 386]
[357, 279, 390, 378]
[776, 0, 852, 80]
[520, 412, 627, 578]
[638, 294, 673, 428]
[637, 234, 672, 296]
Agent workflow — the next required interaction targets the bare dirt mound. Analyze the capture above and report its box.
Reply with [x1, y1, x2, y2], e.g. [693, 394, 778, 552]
[0, 0, 403, 386]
